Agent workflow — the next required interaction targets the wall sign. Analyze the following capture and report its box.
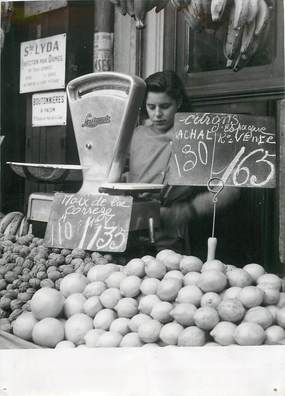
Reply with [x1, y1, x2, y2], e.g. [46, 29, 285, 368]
[168, 112, 276, 188]
[93, 32, 113, 72]
[32, 91, 67, 127]
[20, 34, 66, 93]
[45, 193, 133, 252]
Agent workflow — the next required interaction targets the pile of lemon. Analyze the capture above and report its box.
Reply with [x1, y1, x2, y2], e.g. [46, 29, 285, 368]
[12, 250, 285, 348]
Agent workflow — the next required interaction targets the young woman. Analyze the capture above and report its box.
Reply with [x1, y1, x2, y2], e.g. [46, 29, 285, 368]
[128, 70, 240, 256]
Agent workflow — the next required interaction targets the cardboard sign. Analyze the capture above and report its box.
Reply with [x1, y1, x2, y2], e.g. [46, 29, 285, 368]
[168, 112, 276, 188]
[20, 34, 66, 93]
[45, 193, 133, 252]
[32, 91, 67, 127]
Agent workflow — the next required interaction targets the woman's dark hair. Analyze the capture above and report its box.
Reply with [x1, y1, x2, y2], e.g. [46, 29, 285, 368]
[141, 70, 190, 118]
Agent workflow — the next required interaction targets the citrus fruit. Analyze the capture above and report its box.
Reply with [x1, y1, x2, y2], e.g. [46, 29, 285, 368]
[217, 298, 245, 323]
[227, 268, 252, 288]
[278, 293, 285, 308]
[234, 322, 265, 345]
[265, 325, 285, 345]
[63, 293, 86, 318]
[176, 285, 203, 306]
[115, 297, 138, 318]
[159, 322, 184, 345]
[157, 278, 182, 302]
[257, 273, 282, 290]
[144, 259, 166, 279]
[55, 340, 76, 349]
[83, 296, 103, 318]
[65, 313, 93, 345]
[128, 313, 152, 332]
[140, 278, 160, 295]
[222, 286, 242, 300]
[276, 307, 285, 328]
[244, 306, 274, 329]
[83, 281, 106, 298]
[164, 270, 184, 282]
[83, 329, 105, 347]
[198, 270, 227, 293]
[210, 321, 237, 346]
[177, 326, 206, 346]
[238, 286, 264, 308]
[194, 306, 220, 330]
[124, 258, 145, 277]
[31, 287, 64, 320]
[95, 331, 122, 347]
[243, 263, 265, 282]
[141, 255, 155, 263]
[120, 275, 141, 297]
[120, 332, 143, 347]
[32, 317, 65, 347]
[266, 305, 279, 321]
[93, 308, 116, 330]
[201, 260, 225, 273]
[109, 317, 130, 335]
[100, 288, 121, 309]
[183, 272, 201, 286]
[105, 272, 126, 289]
[138, 294, 161, 315]
[87, 264, 119, 282]
[258, 287, 279, 305]
[170, 303, 197, 326]
[138, 319, 162, 343]
[200, 292, 222, 309]
[161, 251, 182, 271]
[150, 301, 173, 323]
[12, 311, 38, 341]
[60, 273, 88, 297]
[179, 256, 203, 274]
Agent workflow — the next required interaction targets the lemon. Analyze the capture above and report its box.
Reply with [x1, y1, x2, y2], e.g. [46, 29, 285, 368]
[95, 331, 122, 347]
[128, 313, 152, 332]
[13, 311, 38, 341]
[31, 287, 65, 320]
[140, 278, 160, 295]
[124, 258, 145, 278]
[227, 268, 253, 288]
[244, 306, 274, 329]
[176, 285, 203, 306]
[105, 272, 126, 289]
[258, 286, 280, 305]
[170, 303, 197, 326]
[141, 255, 155, 263]
[278, 293, 285, 308]
[210, 321, 237, 346]
[201, 260, 226, 273]
[83, 281, 106, 298]
[161, 251, 182, 271]
[119, 275, 141, 298]
[238, 286, 264, 308]
[198, 270, 227, 293]
[83, 296, 103, 318]
[84, 329, 105, 347]
[234, 322, 265, 345]
[138, 319, 162, 343]
[32, 317, 65, 347]
[266, 305, 279, 321]
[87, 264, 119, 282]
[65, 313, 93, 345]
[156, 249, 175, 262]
[145, 258, 166, 279]
[243, 263, 265, 282]
[217, 298, 245, 323]
[276, 307, 285, 328]
[55, 340, 76, 349]
[177, 326, 206, 346]
[222, 286, 242, 300]
[164, 270, 184, 282]
[179, 255, 203, 274]
[200, 292, 221, 309]
[150, 301, 173, 323]
[100, 288, 121, 309]
[138, 294, 161, 315]
[115, 297, 138, 318]
[120, 332, 143, 347]
[194, 306, 219, 331]
[63, 293, 87, 318]
[265, 325, 285, 344]
[183, 272, 201, 286]
[257, 273, 282, 290]
[93, 308, 116, 330]
[60, 273, 88, 297]
[159, 322, 184, 345]
[109, 317, 130, 335]
[157, 278, 182, 302]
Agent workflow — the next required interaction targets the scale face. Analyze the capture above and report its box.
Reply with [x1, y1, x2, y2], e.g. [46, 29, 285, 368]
[66, 72, 146, 193]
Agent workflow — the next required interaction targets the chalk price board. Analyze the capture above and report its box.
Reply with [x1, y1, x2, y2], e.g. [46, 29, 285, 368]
[168, 112, 276, 188]
[45, 193, 133, 252]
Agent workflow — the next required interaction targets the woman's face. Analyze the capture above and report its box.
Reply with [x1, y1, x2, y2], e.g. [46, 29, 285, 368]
[145, 91, 180, 133]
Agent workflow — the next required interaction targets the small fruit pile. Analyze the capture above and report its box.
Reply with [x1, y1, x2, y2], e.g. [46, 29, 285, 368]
[0, 233, 114, 330]
[10, 249, 285, 348]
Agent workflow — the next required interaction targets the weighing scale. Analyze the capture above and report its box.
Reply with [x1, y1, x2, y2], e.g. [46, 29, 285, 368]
[7, 72, 164, 247]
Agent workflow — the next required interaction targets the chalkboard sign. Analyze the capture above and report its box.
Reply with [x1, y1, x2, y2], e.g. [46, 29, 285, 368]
[168, 113, 276, 188]
[45, 193, 133, 252]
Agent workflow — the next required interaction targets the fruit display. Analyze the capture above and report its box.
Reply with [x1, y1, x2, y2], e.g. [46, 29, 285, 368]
[2, 239, 285, 348]
[0, 211, 29, 237]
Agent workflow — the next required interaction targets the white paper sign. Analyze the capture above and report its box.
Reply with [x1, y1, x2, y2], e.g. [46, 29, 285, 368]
[32, 91, 67, 127]
[20, 34, 66, 93]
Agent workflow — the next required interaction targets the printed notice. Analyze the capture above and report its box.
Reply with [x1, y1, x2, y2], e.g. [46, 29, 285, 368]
[45, 193, 133, 252]
[20, 34, 66, 93]
[32, 91, 67, 127]
[168, 112, 276, 188]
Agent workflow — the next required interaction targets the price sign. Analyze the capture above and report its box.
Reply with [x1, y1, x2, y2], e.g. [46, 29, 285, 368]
[45, 193, 133, 252]
[168, 112, 276, 188]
